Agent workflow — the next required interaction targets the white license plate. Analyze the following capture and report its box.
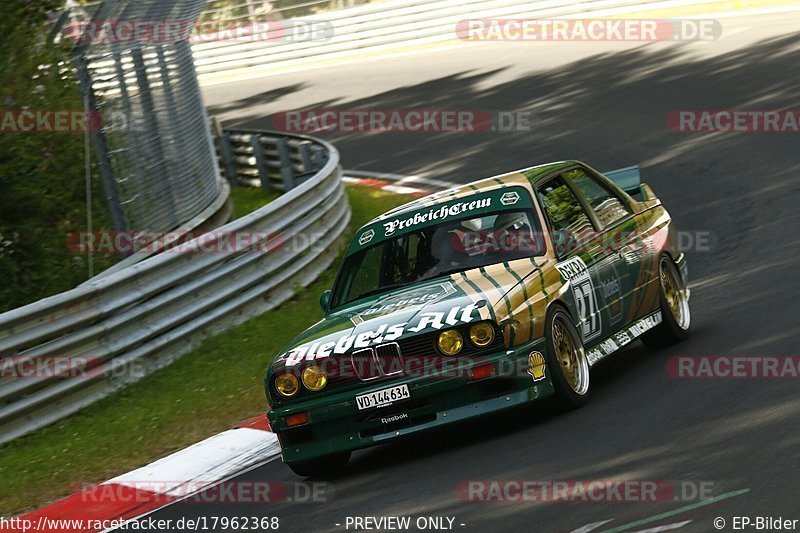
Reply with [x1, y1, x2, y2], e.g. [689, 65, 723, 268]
[355, 384, 410, 410]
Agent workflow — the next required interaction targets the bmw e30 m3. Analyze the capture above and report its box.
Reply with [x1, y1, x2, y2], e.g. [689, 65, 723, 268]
[264, 161, 691, 476]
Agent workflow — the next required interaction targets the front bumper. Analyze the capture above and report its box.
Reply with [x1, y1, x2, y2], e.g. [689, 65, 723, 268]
[268, 339, 554, 464]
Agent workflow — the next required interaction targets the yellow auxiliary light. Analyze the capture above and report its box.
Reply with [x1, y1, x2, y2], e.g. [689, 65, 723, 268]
[438, 329, 464, 355]
[302, 366, 328, 391]
[469, 322, 495, 347]
[275, 373, 299, 397]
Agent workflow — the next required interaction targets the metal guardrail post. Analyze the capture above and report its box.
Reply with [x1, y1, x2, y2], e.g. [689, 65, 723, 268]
[219, 132, 238, 183]
[275, 139, 295, 190]
[299, 143, 314, 174]
[312, 147, 325, 170]
[250, 135, 273, 191]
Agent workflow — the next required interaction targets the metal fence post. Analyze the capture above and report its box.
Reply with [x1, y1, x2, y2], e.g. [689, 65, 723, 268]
[71, 0, 222, 236]
[275, 139, 295, 190]
[299, 143, 314, 174]
[131, 47, 180, 228]
[220, 132, 238, 183]
[74, 59, 128, 233]
[211, 117, 238, 183]
[250, 135, 273, 191]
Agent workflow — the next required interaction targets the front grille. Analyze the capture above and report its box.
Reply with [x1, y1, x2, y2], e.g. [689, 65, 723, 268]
[351, 348, 381, 381]
[351, 343, 404, 382]
[375, 343, 404, 376]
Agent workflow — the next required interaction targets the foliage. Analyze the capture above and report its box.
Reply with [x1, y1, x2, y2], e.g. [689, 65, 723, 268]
[0, 0, 116, 313]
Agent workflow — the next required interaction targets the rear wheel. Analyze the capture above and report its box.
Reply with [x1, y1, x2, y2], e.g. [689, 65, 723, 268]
[545, 306, 591, 408]
[642, 255, 691, 348]
[287, 451, 351, 478]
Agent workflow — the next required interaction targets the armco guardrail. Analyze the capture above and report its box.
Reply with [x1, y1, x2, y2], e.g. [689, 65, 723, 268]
[193, 0, 677, 81]
[213, 123, 331, 190]
[0, 132, 349, 444]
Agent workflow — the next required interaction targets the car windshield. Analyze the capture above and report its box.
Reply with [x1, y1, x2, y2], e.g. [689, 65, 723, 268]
[330, 208, 545, 308]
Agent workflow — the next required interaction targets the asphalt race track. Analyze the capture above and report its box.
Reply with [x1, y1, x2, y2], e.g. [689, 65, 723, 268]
[128, 11, 800, 533]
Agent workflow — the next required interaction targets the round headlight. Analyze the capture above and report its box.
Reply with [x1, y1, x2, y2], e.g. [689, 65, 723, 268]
[438, 330, 464, 355]
[302, 366, 327, 391]
[275, 373, 299, 397]
[469, 322, 495, 347]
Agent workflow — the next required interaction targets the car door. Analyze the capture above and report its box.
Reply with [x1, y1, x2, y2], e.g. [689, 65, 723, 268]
[561, 166, 641, 332]
[536, 174, 606, 345]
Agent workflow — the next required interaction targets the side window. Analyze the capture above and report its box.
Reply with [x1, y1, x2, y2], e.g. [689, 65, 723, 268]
[537, 176, 593, 257]
[565, 168, 632, 228]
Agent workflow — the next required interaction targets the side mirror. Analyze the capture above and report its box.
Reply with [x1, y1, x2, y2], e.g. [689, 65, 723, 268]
[319, 290, 331, 312]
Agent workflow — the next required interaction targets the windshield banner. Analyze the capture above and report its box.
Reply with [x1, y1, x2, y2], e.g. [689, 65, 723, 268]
[349, 186, 534, 254]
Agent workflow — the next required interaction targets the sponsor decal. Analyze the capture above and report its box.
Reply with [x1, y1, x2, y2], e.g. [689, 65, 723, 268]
[382, 198, 492, 236]
[360, 282, 456, 316]
[598, 255, 624, 326]
[359, 228, 375, 245]
[599, 278, 619, 300]
[282, 304, 479, 366]
[500, 191, 520, 205]
[555, 256, 602, 342]
[380, 413, 409, 424]
[586, 311, 662, 365]
[527, 351, 546, 381]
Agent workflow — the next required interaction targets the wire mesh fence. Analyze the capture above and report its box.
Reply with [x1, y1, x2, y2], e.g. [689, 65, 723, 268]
[71, 0, 223, 235]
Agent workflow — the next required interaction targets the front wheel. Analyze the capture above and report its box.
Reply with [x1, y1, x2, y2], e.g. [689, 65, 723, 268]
[545, 306, 591, 408]
[287, 451, 351, 478]
[642, 255, 691, 348]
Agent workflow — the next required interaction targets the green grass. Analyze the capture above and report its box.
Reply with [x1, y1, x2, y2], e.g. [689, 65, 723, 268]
[0, 185, 411, 516]
[229, 186, 282, 219]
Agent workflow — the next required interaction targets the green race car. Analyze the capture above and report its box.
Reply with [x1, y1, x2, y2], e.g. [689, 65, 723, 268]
[265, 161, 691, 476]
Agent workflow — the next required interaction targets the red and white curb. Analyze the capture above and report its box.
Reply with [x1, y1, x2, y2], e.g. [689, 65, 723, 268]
[1, 416, 278, 533]
[343, 169, 453, 195]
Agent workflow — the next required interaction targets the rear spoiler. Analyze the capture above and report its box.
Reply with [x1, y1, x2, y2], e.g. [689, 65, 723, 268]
[603, 165, 651, 201]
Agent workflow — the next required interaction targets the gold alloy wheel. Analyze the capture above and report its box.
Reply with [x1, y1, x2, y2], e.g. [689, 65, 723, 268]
[552, 314, 589, 395]
[659, 258, 691, 330]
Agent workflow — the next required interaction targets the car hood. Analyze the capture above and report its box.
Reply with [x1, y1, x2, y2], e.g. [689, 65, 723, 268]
[270, 264, 539, 374]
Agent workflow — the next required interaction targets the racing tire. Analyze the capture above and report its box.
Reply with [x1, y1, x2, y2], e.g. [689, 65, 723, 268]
[642, 255, 691, 349]
[545, 305, 591, 408]
[287, 451, 351, 478]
